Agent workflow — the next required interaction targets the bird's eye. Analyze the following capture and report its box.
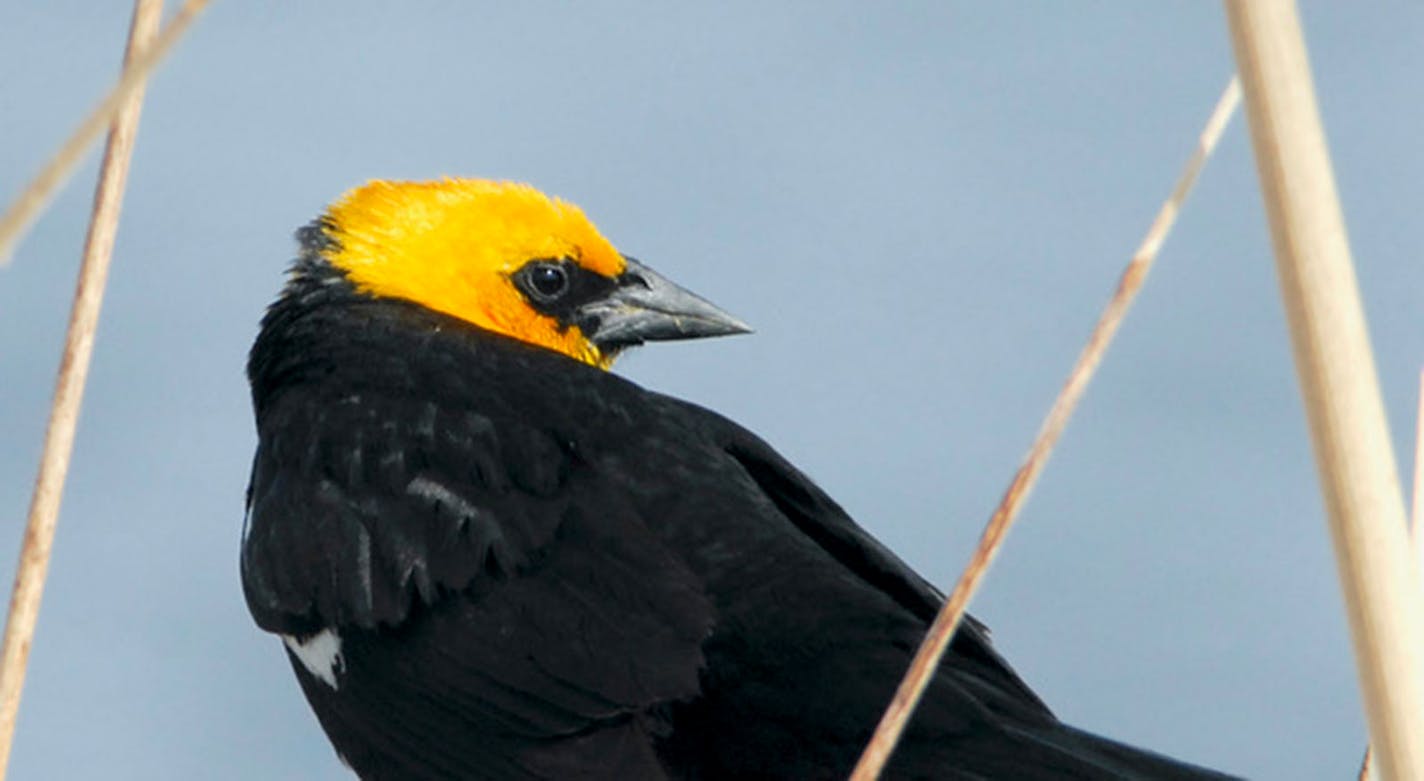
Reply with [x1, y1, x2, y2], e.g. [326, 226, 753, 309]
[524, 262, 570, 301]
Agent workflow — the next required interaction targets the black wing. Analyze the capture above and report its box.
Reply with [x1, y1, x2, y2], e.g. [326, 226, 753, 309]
[715, 419, 1048, 713]
[243, 298, 715, 779]
[284, 474, 712, 780]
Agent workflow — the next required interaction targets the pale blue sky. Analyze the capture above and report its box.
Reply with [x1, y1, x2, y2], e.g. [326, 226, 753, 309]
[2, 4, 1422, 778]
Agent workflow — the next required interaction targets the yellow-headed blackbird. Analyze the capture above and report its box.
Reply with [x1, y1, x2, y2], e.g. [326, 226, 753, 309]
[242, 179, 1235, 780]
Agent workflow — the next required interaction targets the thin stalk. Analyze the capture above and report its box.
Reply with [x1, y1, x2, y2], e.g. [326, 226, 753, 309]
[0, 0, 210, 267]
[1359, 370, 1424, 781]
[1414, 370, 1424, 566]
[0, 2, 163, 776]
[848, 77, 1242, 780]
[1225, 2, 1424, 779]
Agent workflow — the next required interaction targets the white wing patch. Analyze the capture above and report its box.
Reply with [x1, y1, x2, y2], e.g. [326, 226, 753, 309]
[282, 629, 345, 690]
[406, 475, 479, 518]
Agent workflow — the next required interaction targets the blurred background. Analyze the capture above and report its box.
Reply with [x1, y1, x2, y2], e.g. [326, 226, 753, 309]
[2, 3, 1421, 778]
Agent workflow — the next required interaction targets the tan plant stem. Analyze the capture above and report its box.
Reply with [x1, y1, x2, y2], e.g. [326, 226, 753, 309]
[0, 0, 210, 267]
[848, 77, 1242, 780]
[1226, 2, 1424, 779]
[0, 2, 164, 777]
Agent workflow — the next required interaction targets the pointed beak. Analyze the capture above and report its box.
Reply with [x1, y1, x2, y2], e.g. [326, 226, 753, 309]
[576, 258, 752, 351]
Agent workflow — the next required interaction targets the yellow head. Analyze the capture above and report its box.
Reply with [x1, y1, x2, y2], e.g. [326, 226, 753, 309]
[316, 179, 748, 368]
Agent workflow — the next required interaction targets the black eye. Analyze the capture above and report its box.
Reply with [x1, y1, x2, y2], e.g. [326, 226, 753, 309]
[524, 262, 569, 301]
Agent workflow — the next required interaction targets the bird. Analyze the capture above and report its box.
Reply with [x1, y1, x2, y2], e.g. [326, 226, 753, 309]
[241, 178, 1238, 780]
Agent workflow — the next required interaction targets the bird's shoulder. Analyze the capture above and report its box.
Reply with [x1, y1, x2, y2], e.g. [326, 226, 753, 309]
[242, 291, 676, 632]
[244, 293, 724, 778]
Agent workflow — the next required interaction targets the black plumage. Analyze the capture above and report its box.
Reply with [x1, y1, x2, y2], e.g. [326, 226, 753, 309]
[242, 230, 1238, 780]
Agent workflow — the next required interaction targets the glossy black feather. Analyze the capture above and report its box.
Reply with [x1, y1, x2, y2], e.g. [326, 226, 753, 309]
[243, 251, 1239, 779]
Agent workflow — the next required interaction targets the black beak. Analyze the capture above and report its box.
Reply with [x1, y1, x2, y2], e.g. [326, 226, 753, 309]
[577, 258, 752, 351]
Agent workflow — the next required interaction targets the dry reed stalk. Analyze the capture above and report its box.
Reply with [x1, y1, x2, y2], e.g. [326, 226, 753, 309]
[1360, 370, 1424, 781]
[0, 0, 210, 267]
[0, 2, 164, 777]
[848, 77, 1242, 780]
[1414, 370, 1424, 564]
[1225, 2, 1424, 779]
